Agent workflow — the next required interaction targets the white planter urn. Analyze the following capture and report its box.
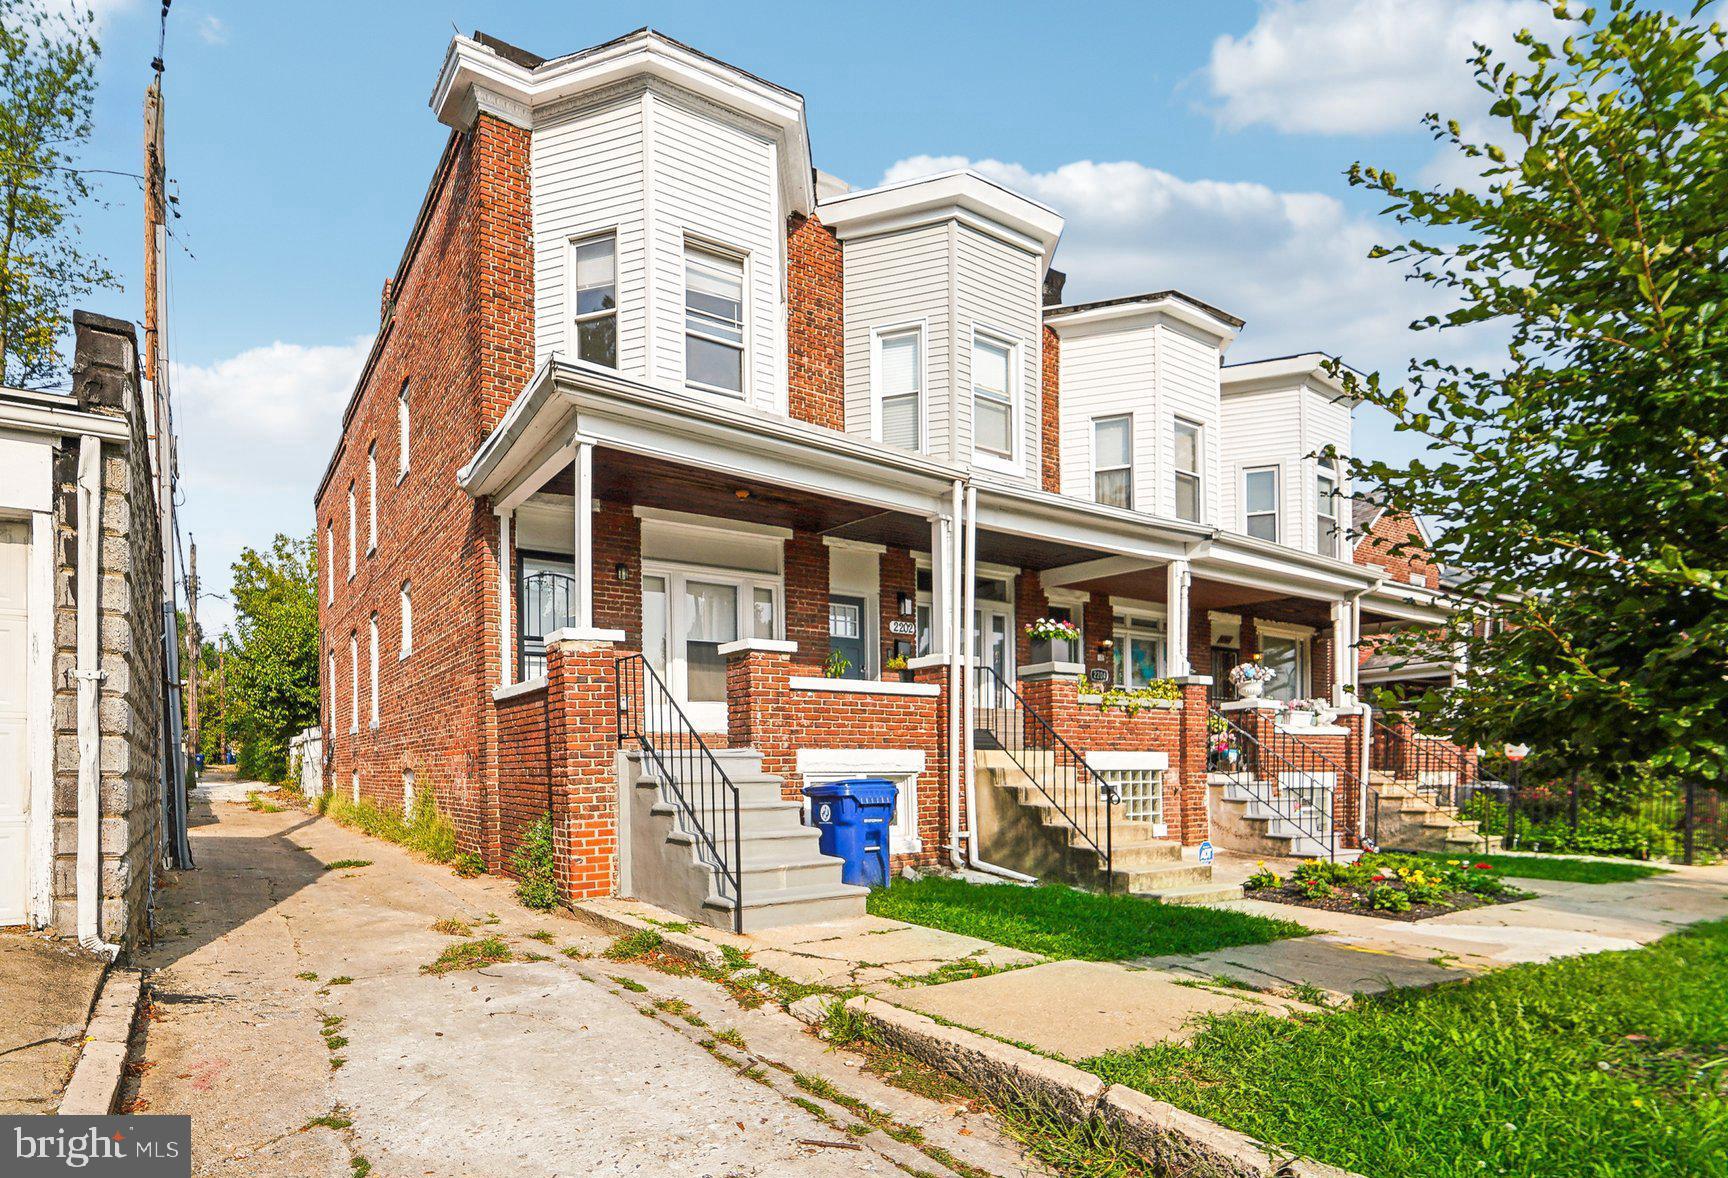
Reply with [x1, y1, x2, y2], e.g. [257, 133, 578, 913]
[1286, 710, 1315, 728]
[1236, 679, 1265, 700]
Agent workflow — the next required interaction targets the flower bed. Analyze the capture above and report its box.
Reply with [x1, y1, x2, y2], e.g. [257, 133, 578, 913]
[1243, 853, 1532, 921]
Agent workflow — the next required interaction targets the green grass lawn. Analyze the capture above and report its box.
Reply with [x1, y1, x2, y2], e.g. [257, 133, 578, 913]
[1081, 918, 1728, 1178]
[1413, 851, 1667, 884]
[864, 876, 1310, 961]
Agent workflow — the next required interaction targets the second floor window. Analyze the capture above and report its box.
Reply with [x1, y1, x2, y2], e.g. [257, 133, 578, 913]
[346, 483, 357, 579]
[972, 336, 1014, 459]
[876, 328, 921, 450]
[1174, 420, 1202, 522]
[367, 444, 378, 553]
[1316, 468, 1340, 556]
[397, 383, 410, 479]
[573, 234, 617, 367]
[1092, 415, 1133, 509]
[368, 614, 380, 729]
[1244, 467, 1279, 542]
[325, 523, 334, 603]
[685, 245, 745, 395]
[399, 581, 413, 659]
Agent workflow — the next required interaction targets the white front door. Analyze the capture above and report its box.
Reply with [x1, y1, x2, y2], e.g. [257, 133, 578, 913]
[642, 564, 781, 734]
[973, 603, 1014, 709]
[0, 521, 31, 925]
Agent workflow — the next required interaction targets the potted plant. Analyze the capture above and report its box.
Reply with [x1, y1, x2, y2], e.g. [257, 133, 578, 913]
[884, 653, 912, 683]
[823, 649, 852, 679]
[1285, 697, 1320, 728]
[1228, 658, 1279, 700]
[1025, 617, 1081, 665]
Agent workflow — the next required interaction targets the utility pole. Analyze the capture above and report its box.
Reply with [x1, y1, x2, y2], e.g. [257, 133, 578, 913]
[184, 537, 199, 768]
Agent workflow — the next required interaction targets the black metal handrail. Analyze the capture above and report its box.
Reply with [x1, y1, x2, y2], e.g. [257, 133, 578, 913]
[973, 665, 1116, 887]
[614, 654, 744, 933]
[1370, 713, 1504, 802]
[1208, 707, 1342, 861]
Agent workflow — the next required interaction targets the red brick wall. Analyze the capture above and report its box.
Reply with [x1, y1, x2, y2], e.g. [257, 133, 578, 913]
[315, 114, 533, 867]
[726, 650, 949, 869]
[545, 639, 629, 899]
[1041, 324, 1060, 493]
[495, 685, 552, 875]
[783, 531, 831, 659]
[786, 214, 844, 430]
[880, 547, 917, 667]
[593, 501, 642, 645]
[1354, 508, 1439, 589]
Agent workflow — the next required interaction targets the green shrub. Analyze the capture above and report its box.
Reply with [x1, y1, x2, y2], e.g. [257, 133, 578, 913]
[1368, 885, 1412, 912]
[317, 782, 462, 865]
[510, 814, 559, 911]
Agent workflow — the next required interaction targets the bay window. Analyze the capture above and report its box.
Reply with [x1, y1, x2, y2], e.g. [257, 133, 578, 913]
[572, 233, 617, 368]
[685, 245, 746, 395]
[1316, 467, 1340, 557]
[1244, 467, 1279, 542]
[1174, 419, 1202, 522]
[875, 326, 922, 450]
[1092, 415, 1133, 509]
[971, 335, 1015, 460]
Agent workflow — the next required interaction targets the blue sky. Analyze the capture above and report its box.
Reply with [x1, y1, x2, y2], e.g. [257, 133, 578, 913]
[66, 0, 1565, 630]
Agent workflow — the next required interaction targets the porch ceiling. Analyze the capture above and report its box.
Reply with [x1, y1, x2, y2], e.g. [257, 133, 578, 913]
[1056, 568, 1323, 611]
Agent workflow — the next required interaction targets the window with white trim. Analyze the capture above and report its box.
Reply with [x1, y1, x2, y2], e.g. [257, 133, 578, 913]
[1092, 415, 1133, 509]
[325, 523, 334, 604]
[1316, 467, 1340, 557]
[368, 614, 380, 729]
[328, 649, 336, 742]
[346, 483, 356, 579]
[1111, 611, 1166, 687]
[875, 326, 922, 450]
[397, 382, 410, 480]
[572, 233, 617, 367]
[1258, 629, 1311, 703]
[684, 244, 745, 395]
[399, 581, 413, 659]
[971, 335, 1015, 459]
[348, 632, 358, 734]
[1244, 467, 1279, 542]
[1174, 419, 1203, 522]
[366, 444, 377, 554]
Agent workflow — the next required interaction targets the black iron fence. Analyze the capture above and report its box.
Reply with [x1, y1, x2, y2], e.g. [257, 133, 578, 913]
[614, 653, 744, 932]
[1465, 774, 1724, 865]
[1208, 707, 1342, 861]
[973, 665, 1116, 886]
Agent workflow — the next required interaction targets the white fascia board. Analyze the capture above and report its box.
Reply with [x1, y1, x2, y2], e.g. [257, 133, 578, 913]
[431, 32, 815, 215]
[1196, 536, 1381, 599]
[1222, 353, 1364, 403]
[817, 170, 1064, 259]
[1044, 298, 1240, 348]
[1361, 584, 1453, 626]
[969, 482, 1200, 563]
[0, 398, 129, 443]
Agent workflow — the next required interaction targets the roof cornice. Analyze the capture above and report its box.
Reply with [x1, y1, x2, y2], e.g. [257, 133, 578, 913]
[1221, 353, 1363, 402]
[816, 170, 1064, 259]
[431, 31, 815, 216]
[1043, 294, 1242, 346]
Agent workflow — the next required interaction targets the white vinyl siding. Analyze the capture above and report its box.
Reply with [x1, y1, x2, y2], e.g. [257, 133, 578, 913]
[533, 94, 647, 374]
[571, 232, 619, 367]
[955, 227, 1041, 477]
[873, 325, 923, 450]
[1219, 372, 1353, 551]
[971, 335, 1015, 460]
[843, 225, 950, 446]
[1155, 320, 1223, 521]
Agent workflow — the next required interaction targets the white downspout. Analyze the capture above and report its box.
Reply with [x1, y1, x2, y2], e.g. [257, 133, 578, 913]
[75, 435, 118, 959]
[946, 480, 965, 870]
[959, 481, 1035, 883]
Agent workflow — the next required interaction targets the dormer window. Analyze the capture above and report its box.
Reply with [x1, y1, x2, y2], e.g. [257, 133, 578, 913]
[572, 233, 617, 368]
[972, 334, 1015, 461]
[685, 244, 746, 396]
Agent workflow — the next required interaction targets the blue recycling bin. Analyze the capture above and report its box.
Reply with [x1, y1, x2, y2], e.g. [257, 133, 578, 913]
[802, 777, 897, 888]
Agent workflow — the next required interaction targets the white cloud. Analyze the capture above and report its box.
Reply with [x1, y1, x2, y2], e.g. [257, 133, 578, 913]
[882, 154, 1472, 374]
[171, 336, 371, 634]
[196, 14, 225, 45]
[1204, 0, 1557, 136]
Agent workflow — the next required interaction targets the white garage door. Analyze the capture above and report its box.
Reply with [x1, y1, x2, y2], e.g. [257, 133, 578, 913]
[0, 520, 29, 925]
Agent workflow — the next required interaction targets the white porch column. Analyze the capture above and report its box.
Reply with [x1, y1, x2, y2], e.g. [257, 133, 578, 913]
[1330, 597, 1357, 706]
[573, 439, 595, 632]
[497, 509, 513, 687]
[927, 513, 952, 655]
[1165, 558, 1192, 678]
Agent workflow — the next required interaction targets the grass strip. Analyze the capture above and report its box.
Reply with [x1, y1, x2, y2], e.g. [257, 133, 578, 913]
[1079, 918, 1728, 1177]
[1410, 851, 1666, 884]
[866, 876, 1310, 961]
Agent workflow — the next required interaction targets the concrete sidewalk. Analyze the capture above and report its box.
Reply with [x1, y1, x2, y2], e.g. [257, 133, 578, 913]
[0, 934, 107, 1114]
[126, 794, 1046, 1177]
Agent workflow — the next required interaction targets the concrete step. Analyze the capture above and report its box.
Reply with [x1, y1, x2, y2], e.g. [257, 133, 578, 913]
[1135, 881, 1246, 905]
[1115, 862, 1216, 892]
[704, 881, 868, 932]
[638, 771, 788, 808]
[1108, 839, 1185, 868]
[650, 796, 809, 836]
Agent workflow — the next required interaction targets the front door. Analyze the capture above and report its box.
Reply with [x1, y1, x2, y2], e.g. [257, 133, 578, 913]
[973, 603, 1013, 708]
[0, 521, 30, 925]
[827, 595, 867, 679]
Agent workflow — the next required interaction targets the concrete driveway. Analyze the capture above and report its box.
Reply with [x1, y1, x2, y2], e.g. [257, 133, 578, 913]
[127, 793, 1044, 1177]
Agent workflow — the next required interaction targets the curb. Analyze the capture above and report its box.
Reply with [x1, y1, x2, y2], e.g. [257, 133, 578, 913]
[568, 900, 727, 970]
[794, 994, 1366, 1178]
[57, 967, 144, 1115]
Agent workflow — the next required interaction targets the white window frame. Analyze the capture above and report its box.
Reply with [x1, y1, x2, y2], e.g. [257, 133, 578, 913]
[1243, 465, 1280, 543]
[368, 614, 380, 730]
[346, 483, 356, 580]
[1110, 603, 1168, 688]
[643, 558, 784, 731]
[399, 581, 413, 660]
[569, 229, 619, 370]
[325, 523, 334, 604]
[366, 444, 378, 555]
[1173, 418, 1203, 523]
[328, 649, 336, 742]
[348, 633, 359, 734]
[396, 382, 410, 482]
[969, 327, 1020, 473]
[1256, 620, 1314, 703]
[683, 239, 750, 400]
[796, 749, 924, 853]
[1090, 413, 1134, 510]
[1316, 464, 1340, 558]
[870, 321, 926, 452]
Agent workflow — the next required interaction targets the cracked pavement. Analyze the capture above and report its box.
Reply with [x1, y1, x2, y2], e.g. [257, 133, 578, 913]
[124, 791, 1046, 1177]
